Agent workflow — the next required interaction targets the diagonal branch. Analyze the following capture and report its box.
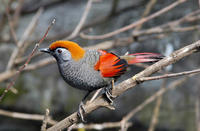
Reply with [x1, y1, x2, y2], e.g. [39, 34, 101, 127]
[120, 76, 188, 128]
[134, 0, 158, 31]
[65, 0, 93, 40]
[0, 18, 55, 102]
[47, 39, 200, 130]
[148, 80, 165, 131]
[6, 8, 43, 70]
[80, 0, 186, 40]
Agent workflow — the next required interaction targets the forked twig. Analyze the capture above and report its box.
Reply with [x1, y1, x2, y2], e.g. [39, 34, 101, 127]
[121, 76, 189, 128]
[80, 0, 186, 40]
[41, 109, 50, 131]
[0, 109, 56, 125]
[6, 8, 43, 70]
[0, 18, 55, 102]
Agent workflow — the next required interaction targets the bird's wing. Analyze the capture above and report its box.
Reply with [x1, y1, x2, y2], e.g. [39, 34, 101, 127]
[94, 50, 128, 78]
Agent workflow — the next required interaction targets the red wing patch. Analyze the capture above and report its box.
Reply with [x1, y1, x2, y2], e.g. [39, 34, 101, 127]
[94, 50, 128, 77]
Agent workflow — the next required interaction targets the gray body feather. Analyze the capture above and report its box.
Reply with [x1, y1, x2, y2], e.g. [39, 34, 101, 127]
[57, 50, 111, 91]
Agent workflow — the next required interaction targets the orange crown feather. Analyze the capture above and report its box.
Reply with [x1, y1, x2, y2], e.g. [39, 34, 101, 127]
[49, 40, 85, 61]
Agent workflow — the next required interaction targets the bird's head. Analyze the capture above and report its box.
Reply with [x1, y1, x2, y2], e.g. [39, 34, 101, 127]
[40, 40, 85, 63]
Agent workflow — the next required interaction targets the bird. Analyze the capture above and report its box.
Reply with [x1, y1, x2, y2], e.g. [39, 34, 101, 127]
[40, 40, 163, 121]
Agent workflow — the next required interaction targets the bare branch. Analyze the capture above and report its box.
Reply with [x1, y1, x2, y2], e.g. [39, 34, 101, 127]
[0, 109, 57, 125]
[13, 0, 24, 28]
[3, 0, 18, 45]
[6, 8, 43, 70]
[66, 0, 93, 40]
[148, 80, 165, 131]
[41, 109, 50, 131]
[80, 0, 186, 40]
[88, 89, 102, 103]
[199, 0, 200, 8]
[121, 76, 188, 129]
[72, 122, 132, 130]
[134, 0, 158, 31]
[0, 108, 132, 130]
[137, 68, 200, 82]
[47, 38, 200, 131]
[0, 18, 55, 102]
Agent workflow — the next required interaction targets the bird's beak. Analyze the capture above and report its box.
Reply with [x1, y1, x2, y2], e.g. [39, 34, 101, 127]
[39, 48, 51, 53]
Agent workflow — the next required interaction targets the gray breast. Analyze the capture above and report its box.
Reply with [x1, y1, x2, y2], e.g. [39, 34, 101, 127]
[57, 50, 110, 91]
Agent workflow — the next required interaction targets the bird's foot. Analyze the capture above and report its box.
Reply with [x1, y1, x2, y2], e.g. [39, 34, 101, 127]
[77, 101, 86, 122]
[104, 87, 114, 104]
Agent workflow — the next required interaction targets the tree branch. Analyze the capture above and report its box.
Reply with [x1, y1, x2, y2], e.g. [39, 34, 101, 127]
[47, 39, 200, 131]
[6, 8, 43, 70]
[0, 18, 55, 101]
[137, 68, 200, 82]
[80, 0, 186, 40]
[65, 0, 93, 40]
[41, 109, 50, 131]
[0, 109, 56, 125]
[120, 76, 188, 129]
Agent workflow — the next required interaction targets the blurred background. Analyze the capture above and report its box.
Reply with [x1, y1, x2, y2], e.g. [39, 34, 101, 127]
[0, 0, 200, 130]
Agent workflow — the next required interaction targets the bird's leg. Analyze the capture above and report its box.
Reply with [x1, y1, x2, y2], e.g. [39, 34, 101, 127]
[77, 91, 91, 122]
[104, 79, 115, 104]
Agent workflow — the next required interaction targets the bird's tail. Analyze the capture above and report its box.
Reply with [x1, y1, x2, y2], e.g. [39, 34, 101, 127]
[121, 53, 164, 65]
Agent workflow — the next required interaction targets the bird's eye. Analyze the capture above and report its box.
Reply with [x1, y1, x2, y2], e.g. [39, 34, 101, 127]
[57, 49, 62, 53]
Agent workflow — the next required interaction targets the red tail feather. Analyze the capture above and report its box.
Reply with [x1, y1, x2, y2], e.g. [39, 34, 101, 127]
[127, 53, 163, 65]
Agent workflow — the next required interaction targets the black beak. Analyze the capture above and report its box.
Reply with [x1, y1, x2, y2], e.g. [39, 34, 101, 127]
[39, 48, 51, 53]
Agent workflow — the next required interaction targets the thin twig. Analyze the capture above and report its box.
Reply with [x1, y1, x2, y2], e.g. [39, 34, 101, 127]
[41, 109, 50, 131]
[0, 78, 188, 130]
[28, 0, 146, 43]
[132, 9, 200, 37]
[0, 109, 57, 125]
[199, 0, 200, 8]
[88, 89, 102, 103]
[14, 52, 42, 65]
[137, 68, 200, 82]
[0, 108, 132, 130]
[148, 80, 165, 131]
[6, 8, 43, 70]
[3, 0, 18, 45]
[66, 0, 93, 40]
[133, 25, 200, 37]
[13, 10, 200, 67]
[72, 122, 132, 130]
[80, 0, 186, 40]
[0, 18, 198, 83]
[13, 0, 24, 28]
[121, 77, 188, 124]
[134, 0, 157, 31]
[0, 18, 55, 102]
